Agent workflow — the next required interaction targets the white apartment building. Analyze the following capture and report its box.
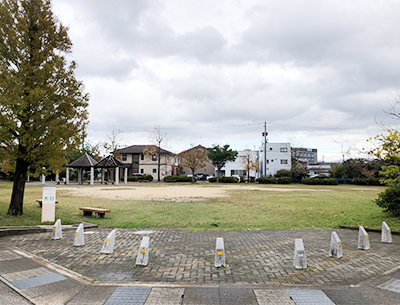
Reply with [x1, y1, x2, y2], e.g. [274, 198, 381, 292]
[218, 149, 260, 181]
[259, 143, 291, 176]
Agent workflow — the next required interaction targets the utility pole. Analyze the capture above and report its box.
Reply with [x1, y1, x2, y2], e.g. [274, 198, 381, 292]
[263, 122, 268, 177]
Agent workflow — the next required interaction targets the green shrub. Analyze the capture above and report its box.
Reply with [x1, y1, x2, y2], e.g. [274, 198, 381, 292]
[375, 185, 400, 216]
[320, 178, 339, 185]
[352, 177, 383, 186]
[301, 178, 320, 185]
[275, 169, 291, 178]
[302, 178, 338, 185]
[208, 176, 239, 183]
[257, 177, 277, 184]
[352, 178, 367, 185]
[277, 177, 291, 184]
[164, 175, 194, 182]
[127, 174, 154, 182]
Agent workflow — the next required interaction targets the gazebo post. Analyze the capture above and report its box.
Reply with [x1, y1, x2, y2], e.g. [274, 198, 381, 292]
[90, 167, 94, 185]
[66, 168, 69, 184]
[124, 167, 128, 185]
[78, 168, 82, 183]
[115, 167, 119, 185]
[101, 168, 104, 184]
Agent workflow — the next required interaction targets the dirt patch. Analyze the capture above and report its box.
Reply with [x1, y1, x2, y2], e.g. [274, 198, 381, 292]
[60, 184, 329, 201]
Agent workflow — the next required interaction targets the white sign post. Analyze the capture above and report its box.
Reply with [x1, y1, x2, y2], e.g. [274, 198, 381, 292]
[41, 187, 56, 223]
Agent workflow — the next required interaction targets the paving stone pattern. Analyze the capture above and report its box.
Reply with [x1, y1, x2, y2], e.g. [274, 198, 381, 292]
[287, 289, 335, 304]
[4, 228, 400, 286]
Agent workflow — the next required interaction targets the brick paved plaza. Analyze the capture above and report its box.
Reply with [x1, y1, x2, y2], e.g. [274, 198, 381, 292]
[3, 228, 400, 286]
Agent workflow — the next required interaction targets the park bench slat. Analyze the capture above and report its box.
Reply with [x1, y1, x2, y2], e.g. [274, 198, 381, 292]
[79, 207, 111, 218]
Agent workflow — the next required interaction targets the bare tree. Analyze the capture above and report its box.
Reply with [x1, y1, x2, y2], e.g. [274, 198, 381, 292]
[144, 125, 168, 181]
[103, 130, 123, 158]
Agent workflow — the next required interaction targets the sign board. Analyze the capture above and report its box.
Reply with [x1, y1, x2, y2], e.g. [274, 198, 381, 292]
[41, 187, 56, 222]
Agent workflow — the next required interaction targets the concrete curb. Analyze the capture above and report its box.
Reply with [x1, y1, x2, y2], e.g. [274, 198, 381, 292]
[0, 222, 99, 237]
[339, 225, 400, 236]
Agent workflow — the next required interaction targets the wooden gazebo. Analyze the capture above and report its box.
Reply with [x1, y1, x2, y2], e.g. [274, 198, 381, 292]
[66, 153, 98, 185]
[95, 155, 128, 185]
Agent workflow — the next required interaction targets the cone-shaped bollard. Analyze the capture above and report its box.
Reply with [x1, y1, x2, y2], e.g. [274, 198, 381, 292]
[358, 226, 370, 250]
[214, 237, 226, 268]
[382, 221, 393, 243]
[101, 229, 116, 254]
[294, 238, 307, 269]
[73, 223, 85, 246]
[329, 231, 342, 258]
[52, 219, 62, 240]
[136, 236, 150, 266]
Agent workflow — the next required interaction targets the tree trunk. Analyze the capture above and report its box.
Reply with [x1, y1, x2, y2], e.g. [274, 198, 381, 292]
[217, 167, 221, 182]
[157, 145, 161, 182]
[191, 169, 195, 183]
[8, 158, 29, 215]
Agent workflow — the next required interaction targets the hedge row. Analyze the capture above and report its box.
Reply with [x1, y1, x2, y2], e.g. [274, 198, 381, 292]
[302, 178, 338, 185]
[164, 175, 194, 182]
[256, 177, 291, 184]
[351, 177, 383, 186]
[208, 176, 239, 183]
[127, 174, 154, 182]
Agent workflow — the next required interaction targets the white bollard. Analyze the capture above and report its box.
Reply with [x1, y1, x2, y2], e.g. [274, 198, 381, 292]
[101, 229, 116, 254]
[52, 219, 62, 240]
[73, 223, 85, 246]
[358, 226, 370, 250]
[381, 222, 393, 243]
[293, 238, 307, 269]
[214, 237, 226, 268]
[329, 231, 342, 258]
[136, 236, 150, 266]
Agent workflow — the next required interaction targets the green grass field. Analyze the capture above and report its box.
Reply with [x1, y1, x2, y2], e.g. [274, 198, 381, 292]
[0, 181, 398, 231]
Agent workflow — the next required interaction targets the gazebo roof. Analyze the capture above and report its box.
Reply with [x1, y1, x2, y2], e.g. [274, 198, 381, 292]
[94, 155, 126, 168]
[67, 153, 98, 168]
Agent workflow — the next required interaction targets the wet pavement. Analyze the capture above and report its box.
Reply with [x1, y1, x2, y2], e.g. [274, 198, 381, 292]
[1, 227, 400, 304]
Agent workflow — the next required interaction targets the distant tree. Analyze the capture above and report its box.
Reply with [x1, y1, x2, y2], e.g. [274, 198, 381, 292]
[144, 125, 168, 181]
[240, 150, 258, 182]
[207, 144, 238, 182]
[102, 129, 123, 158]
[368, 129, 400, 185]
[0, 0, 89, 215]
[178, 145, 208, 183]
[66, 141, 102, 163]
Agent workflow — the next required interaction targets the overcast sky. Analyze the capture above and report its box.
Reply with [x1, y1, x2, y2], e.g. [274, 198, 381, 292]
[52, 0, 400, 161]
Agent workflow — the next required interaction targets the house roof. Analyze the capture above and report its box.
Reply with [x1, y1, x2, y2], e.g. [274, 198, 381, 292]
[178, 145, 209, 155]
[67, 153, 98, 168]
[94, 155, 126, 168]
[116, 145, 173, 155]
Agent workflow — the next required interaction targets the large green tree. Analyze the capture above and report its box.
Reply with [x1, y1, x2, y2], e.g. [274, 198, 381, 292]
[0, 0, 89, 215]
[207, 144, 238, 182]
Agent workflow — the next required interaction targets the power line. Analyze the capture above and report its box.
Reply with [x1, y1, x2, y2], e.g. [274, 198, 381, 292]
[89, 121, 361, 132]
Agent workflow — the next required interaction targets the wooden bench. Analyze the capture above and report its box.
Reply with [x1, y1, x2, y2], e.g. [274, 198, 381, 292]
[78, 181, 92, 185]
[79, 207, 111, 218]
[36, 199, 58, 208]
[104, 181, 115, 185]
[56, 181, 66, 185]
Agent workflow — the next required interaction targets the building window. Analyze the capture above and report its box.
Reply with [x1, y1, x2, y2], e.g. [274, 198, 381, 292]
[153, 168, 157, 173]
[280, 148, 288, 153]
[281, 159, 288, 164]
[122, 155, 127, 161]
[141, 154, 144, 160]
[140, 169, 144, 174]
[152, 155, 157, 161]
